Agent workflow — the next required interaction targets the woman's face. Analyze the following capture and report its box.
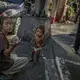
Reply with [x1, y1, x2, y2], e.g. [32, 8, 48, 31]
[2, 18, 12, 33]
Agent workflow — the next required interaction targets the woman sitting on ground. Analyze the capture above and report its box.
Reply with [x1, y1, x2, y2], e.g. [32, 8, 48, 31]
[0, 16, 28, 78]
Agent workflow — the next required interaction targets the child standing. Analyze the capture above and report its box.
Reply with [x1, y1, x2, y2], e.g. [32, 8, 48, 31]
[30, 24, 45, 63]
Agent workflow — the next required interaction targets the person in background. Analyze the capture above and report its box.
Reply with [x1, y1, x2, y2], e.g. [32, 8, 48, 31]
[73, 6, 80, 55]
[0, 16, 28, 78]
[73, 2, 78, 14]
[29, 24, 45, 63]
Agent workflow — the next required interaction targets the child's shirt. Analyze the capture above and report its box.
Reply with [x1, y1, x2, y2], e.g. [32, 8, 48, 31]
[31, 36, 44, 52]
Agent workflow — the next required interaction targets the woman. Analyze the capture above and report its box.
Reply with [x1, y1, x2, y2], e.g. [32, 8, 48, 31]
[0, 16, 28, 78]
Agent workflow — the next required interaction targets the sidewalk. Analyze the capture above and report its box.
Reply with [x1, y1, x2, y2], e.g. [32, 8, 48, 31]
[52, 35, 80, 62]
[52, 35, 80, 80]
[51, 23, 77, 35]
[51, 22, 80, 61]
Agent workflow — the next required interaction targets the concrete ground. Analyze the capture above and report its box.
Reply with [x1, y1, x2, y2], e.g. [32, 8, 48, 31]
[51, 23, 80, 58]
[51, 23, 80, 80]
[11, 38, 59, 80]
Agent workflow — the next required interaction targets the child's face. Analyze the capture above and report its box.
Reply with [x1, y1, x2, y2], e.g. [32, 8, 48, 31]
[35, 28, 43, 37]
[35, 28, 44, 42]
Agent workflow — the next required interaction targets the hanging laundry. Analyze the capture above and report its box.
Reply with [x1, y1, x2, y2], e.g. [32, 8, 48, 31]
[2, 2, 25, 17]
[0, 1, 19, 16]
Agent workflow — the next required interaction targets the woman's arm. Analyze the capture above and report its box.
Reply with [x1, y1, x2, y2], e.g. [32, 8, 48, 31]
[4, 44, 16, 56]
[4, 41, 20, 56]
[0, 33, 19, 56]
[4, 36, 20, 56]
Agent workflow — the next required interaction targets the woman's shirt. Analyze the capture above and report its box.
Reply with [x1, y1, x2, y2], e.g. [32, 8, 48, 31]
[0, 32, 14, 72]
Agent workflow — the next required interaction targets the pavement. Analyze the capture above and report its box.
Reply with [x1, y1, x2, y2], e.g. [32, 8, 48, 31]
[11, 35, 80, 80]
[52, 34, 80, 60]
[51, 23, 80, 80]
[51, 23, 80, 61]
[11, 39, 60, 80]
[51, 23, 77, 35]
[11, 34, 80, 80]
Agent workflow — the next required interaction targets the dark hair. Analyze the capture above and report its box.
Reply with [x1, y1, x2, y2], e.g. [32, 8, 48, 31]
[36, 24, 45, 34]
[0, 16, 11, 31]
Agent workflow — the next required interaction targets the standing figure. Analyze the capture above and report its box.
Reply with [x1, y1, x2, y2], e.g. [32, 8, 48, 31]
[74, 20, 80, 54]
[74, 6, 80, 54]
[29, 24, 45, 63]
